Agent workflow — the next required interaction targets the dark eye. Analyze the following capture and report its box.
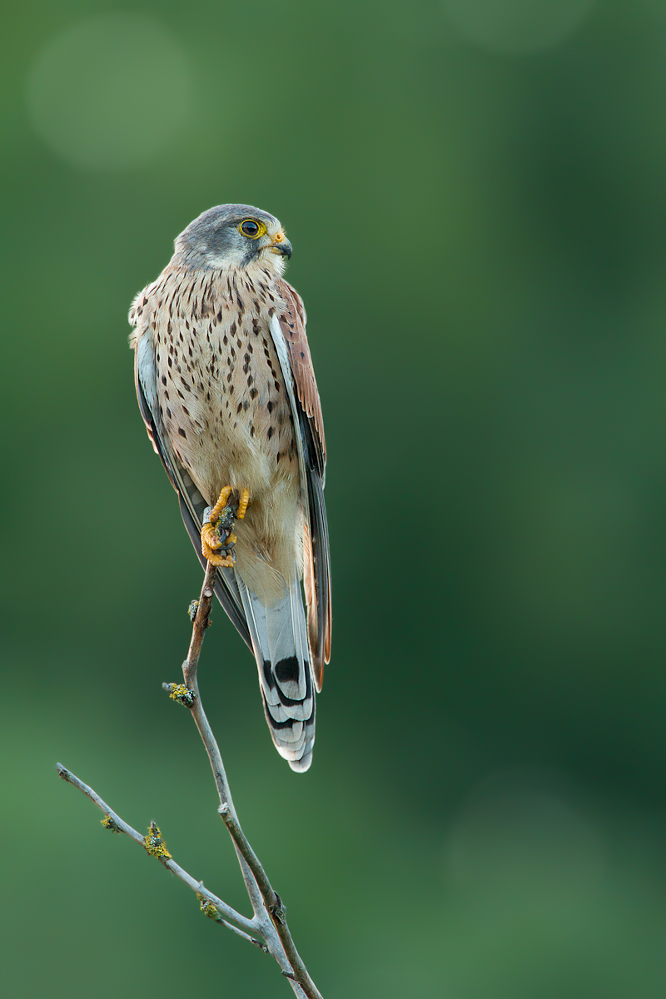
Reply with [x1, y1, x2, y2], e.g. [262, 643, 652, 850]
[240, 219, 260, 237]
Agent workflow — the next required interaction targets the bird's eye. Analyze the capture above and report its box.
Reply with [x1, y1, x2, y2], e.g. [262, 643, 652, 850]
[239, 219, 266, 239]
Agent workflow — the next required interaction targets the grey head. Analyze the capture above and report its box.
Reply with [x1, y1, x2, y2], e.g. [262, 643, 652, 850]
[174, 204, 292, 271]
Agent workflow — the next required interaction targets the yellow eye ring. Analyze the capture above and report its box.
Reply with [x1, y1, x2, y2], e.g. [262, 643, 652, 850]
[238, 219, 266, 239]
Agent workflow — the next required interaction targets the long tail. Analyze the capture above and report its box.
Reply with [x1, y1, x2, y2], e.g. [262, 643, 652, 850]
[238, 578, 316, 772]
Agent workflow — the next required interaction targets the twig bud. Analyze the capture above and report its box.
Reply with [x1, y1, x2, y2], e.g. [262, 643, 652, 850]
[269, 893, 286, 925]
[162, 682, 197, 707]
[144, 822, 172, 861]
[197, 892, 219, 919]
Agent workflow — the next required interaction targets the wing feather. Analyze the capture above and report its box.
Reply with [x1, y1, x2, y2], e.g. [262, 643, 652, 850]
[277, 279, 326, 471]
[272, 280, 332, 685]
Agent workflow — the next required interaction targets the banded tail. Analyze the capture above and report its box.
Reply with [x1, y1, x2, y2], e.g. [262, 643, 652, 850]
[238, 578, 316, 772]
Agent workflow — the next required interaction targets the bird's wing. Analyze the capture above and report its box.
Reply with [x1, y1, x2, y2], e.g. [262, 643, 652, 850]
[272, 279, 331, 687]
[133, 329, 252, 649]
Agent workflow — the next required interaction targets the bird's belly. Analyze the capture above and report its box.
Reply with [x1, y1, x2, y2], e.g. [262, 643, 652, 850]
[152, 292, 302, 595]
[168, 388, 303, 600]
[158, 329, 297, 502]
[181, 381, 297, 502]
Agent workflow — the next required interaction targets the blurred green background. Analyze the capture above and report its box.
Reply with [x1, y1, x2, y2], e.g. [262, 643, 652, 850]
[3, 0, 666, 995]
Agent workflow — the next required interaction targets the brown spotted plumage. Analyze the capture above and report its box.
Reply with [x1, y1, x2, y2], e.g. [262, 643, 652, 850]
[129, 205, 331, 771]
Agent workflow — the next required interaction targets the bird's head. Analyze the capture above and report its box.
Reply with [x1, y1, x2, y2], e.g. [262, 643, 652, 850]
[174, 204, 292, 275]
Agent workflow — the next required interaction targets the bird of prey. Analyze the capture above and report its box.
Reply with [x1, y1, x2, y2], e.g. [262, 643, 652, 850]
[128, 205, 331, 772]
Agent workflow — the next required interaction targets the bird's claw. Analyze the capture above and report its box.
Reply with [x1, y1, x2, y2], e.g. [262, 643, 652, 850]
[200, 486, 250, 567]
[201, 521, 235, 566]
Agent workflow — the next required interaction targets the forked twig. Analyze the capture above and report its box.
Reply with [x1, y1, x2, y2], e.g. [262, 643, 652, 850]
[55, 763, 264, 948]
[58, 559, 323, 999]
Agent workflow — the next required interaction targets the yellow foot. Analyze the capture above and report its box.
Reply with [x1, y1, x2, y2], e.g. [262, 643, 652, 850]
[236, 487, 250, 520]
[209, 485, 233, 522]
[200, 485, 250, 567]
[201, 521, 234, 567]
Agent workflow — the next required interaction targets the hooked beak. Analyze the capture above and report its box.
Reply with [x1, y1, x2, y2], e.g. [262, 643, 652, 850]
[270, 230, 292, 259]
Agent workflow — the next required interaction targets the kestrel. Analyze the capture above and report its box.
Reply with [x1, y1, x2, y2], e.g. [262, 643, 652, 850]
[128, 205, 331, 772]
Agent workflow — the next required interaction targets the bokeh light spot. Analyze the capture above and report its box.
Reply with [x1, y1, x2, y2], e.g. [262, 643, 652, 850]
[26, 13, 192, 170]
[442, 0, 598, 55]
[445, 768, 607, 904]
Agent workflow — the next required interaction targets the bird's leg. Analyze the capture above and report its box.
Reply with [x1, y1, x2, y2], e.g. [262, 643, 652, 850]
[200, 485, 250, 567]
[236, 488, 250, 520]
[201, 523, 232, 567]
[210, 485, 233, 522]
[201, 485, 234, 566]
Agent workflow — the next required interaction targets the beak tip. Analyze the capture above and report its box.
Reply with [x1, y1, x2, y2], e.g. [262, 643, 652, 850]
[273, 239, 292, 259]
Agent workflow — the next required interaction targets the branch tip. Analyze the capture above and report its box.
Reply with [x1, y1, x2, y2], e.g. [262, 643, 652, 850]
[56, 763, 71, 782]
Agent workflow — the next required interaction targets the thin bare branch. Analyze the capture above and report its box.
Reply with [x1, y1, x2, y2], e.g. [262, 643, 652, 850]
[177, 563, 267, 920]
[215, 919, 268, 950]
[219, 803, 324, 999]
[56, 763, 257, 937]
[174, 561, 325, 999]
[58, 555, 323, 999]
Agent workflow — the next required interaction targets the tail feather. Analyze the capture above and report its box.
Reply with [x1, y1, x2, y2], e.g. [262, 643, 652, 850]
[238, 578, 316, 772]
